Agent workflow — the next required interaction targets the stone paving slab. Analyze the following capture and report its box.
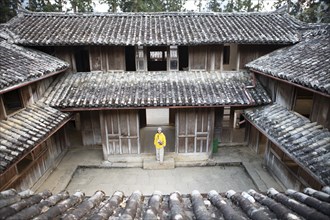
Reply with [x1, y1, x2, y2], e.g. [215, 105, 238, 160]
[143, 158, 175, 169]
[65, 166, 257, 196]
[34, 146, 284, 195]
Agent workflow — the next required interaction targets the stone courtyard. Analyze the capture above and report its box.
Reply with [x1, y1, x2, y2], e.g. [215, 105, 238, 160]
[34, 146, 284, 196]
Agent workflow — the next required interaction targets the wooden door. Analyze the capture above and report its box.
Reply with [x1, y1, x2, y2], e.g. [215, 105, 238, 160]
[100, 110, 140, 157]
[176, 108, 214, 153]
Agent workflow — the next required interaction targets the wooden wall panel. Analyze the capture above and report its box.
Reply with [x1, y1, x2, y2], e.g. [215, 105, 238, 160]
[311, 94, 330, 129]
[107, 46, 125, 70]
[0, 95, 6, 120]
[2, 128, 68, 191]
[265, 145, 304, 190]
[265, 141, 323, 190]
[20, 86, 33, 107]
[101, 110, 140, 157]
[89, 46, 125, 71]
[90, 46, 102, 71]
[214, 45, 223, 70]
[275, 81, 294, 109]
[248, 124, 259, 153]
[176, 108, 214, 154]
[55, 47, 75, 73]
[256, 74, 276, 101]
[80, 111, 102, 146]
[239, 44, 283, 69]
[31, 77, 54, 102]
[189, 46, 207, 70]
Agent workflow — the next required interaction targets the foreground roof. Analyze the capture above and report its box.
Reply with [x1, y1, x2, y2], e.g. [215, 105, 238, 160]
[0, 103, 71, 173]
[5, 11, 306, 46]
[244, 104, 330, 186]
[0, 38, 68, 94]
[44, 71, 271, 109]
[246, 25, 330, 96]
[0, 187, 330, 219]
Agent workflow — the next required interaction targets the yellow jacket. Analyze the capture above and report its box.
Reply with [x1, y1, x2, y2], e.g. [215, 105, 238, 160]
[154, 132, 166, 149]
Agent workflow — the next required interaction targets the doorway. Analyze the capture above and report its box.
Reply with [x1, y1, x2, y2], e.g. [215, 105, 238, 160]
[74, 47, 90, 72]
[140, 108, 175, 153]
[125, 46, 136, 71]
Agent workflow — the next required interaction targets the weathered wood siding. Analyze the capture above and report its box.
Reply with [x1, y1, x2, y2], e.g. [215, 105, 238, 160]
[100, 110, 140, 159]
[1, 127, 68, 191]
[311, 94, 330, 129]
[89, 46, 125, 71]
[239, 44, 282, 69]
[258, 75, 329, 129]
[275, 81, 294, 109]
[31, 77, 54, 102]
[80, 111, 102, 146]
[256, 74, 277, 100]
[265, 141, 322, 190]
[20, 86, 33, 107]
[189, 45, 222, 71]
[247, 123, 267, 155]
[0, 95, 6, 120]
[246, 118, 324, 190]
[175, 108, 214, 154]
[55, 47, 76, 73]
[0, 77, 54, 119]
[190, 46, 207, 70]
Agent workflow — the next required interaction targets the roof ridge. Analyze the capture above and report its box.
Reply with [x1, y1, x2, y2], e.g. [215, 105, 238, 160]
[17, 9, 285, 17]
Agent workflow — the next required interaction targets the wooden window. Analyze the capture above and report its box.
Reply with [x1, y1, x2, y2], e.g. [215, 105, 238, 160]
[147, 46, 167, 71]
[169, 46, 178, 71]
[136, 46, 145, 71]
[223, 45, 230, 65]
[2, 89, 23, 115]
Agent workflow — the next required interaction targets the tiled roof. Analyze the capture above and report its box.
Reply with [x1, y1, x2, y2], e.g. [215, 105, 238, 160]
[43, 71, 271, 109]
[0, 38, 69, 93]
[244, 104, 330, 185]
[246, 25, 330, 96]
[5, 11, 306, 46]
[0, 187, 330, 219]
[0, 103, 71, 173]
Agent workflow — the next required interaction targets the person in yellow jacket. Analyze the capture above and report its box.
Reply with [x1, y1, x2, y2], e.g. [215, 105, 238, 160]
[154, 127, 166, 164]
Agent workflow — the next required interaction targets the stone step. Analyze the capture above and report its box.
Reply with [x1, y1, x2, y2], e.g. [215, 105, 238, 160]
[143, 157, 175, 170]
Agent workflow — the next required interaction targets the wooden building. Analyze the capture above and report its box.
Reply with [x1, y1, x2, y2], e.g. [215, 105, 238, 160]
[0, 37, 71, 191]
[244, 26, 330, 190]
[1, 10, 328, 191]
[3, 11, 304, 158]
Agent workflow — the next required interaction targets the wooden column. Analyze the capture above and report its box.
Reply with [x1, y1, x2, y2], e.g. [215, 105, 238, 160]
[0, 95, 7, 120]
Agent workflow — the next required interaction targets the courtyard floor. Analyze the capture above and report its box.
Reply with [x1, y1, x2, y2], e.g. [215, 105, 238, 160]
[34, 146, 284, 196]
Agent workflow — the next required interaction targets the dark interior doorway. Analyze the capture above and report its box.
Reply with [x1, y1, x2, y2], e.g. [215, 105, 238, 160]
[74, 47, 90, 72]
[125, 46, 136, 71]
[147, 46, 167, 71]
[140, 126, 175, 153]
[179, 46, 189, 71]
